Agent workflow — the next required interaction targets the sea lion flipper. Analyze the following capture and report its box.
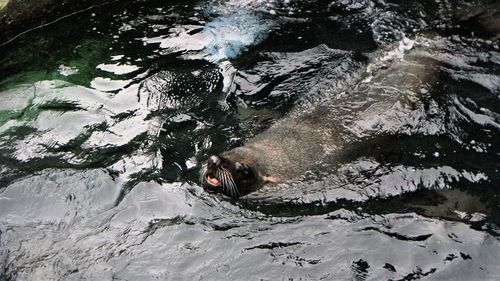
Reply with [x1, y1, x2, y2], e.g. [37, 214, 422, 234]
[262, 175, 281, 184]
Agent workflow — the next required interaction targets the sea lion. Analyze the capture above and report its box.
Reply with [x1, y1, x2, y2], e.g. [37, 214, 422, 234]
[200, 36, 444, 198]
[199, 2, 500, 198]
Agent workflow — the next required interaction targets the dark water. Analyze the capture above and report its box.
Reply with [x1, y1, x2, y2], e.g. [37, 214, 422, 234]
[0, 0, 499, 280]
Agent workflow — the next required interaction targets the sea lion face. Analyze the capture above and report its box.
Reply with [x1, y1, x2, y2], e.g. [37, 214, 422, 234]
[200, 155, 261, 198]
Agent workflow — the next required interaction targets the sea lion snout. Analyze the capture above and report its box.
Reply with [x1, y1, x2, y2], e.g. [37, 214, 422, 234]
[204, 155, 223, 187]
[201, 154, 241, 198]
[207, 155, 221, 169]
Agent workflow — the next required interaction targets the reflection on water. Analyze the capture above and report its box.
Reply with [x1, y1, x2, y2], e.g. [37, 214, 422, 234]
[0, 0, 499, 279]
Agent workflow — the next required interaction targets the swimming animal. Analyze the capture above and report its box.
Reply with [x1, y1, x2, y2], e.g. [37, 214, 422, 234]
[201, 37, 443, 198]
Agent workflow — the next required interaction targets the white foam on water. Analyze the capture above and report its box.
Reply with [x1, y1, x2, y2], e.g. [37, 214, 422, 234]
[143, 10, 273, 62]
[366, 36, 416, 74]
[141, 0, 280, 97]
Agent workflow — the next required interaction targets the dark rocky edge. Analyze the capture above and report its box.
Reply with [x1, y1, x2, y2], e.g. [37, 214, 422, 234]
[0, 0, 120, 42]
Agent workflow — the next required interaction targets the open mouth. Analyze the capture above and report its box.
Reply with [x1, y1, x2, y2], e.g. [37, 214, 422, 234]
[206, 174, 221, 186]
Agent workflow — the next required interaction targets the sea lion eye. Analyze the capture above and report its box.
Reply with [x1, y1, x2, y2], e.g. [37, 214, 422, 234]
[234, 162, 249, 174]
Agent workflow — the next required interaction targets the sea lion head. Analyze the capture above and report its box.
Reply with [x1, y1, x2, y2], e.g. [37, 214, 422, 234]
[200, 154, 264, 198]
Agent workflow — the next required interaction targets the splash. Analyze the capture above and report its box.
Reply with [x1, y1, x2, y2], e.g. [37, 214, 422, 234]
[143, 4, 275, 95]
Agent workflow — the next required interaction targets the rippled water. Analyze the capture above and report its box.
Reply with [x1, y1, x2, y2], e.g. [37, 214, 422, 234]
[0, 0, 499, 279]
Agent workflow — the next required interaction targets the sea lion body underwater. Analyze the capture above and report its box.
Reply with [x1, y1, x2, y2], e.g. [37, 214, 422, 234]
[201, 38, 439, 198]
[201, 3, 500, 198]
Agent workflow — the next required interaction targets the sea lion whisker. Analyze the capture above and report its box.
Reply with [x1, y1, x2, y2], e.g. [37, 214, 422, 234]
[230, 184, 238, 198]
[221, 169, 234, 196]
[216, 169, 224, 187]
[219, 168, 231, 194]
[230, 178, 239, 195]
[220, 169, 230, 193]
[226, 180, 235, 197]
[199, 165, 208, 183]
[222, 167, 239, 198]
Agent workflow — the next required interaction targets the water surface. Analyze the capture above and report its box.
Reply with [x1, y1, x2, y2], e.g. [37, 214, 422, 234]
[0, 0, 499, 280]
